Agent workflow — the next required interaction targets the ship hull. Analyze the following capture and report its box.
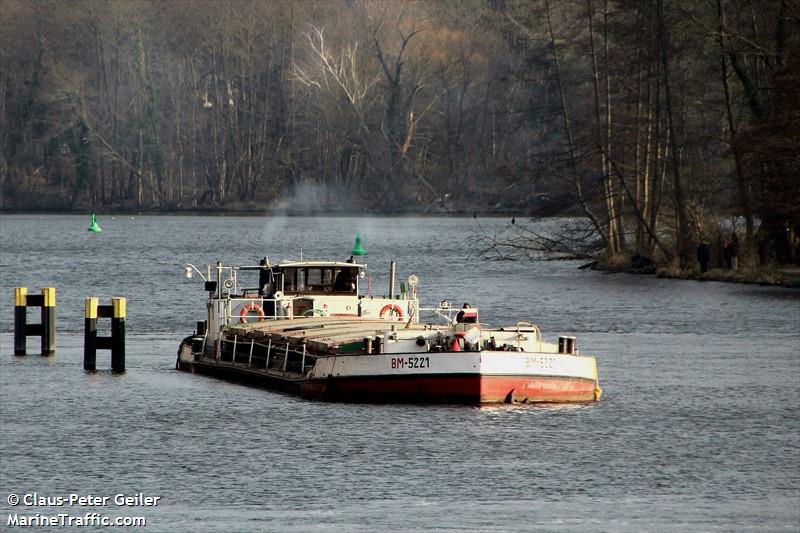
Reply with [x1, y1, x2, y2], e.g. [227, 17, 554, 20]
[178, 349, 600, 404]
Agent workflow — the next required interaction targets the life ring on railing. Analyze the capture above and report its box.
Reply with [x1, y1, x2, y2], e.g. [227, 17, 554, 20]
[239, 303, 266, 323]
[379, 304, 404, 320]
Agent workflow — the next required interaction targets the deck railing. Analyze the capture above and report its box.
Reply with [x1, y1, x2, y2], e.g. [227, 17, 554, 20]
[217, 333, 315, 375]
[217, 296, 424, 325]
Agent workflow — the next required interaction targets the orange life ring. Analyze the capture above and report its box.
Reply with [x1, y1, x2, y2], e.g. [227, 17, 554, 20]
[239, 303, 266, 323]
[379, 303, 404, 320]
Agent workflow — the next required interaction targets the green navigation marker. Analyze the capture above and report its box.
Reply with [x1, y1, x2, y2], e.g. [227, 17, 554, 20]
[351, 234, 366, 256]
[88, 213, 102, 232]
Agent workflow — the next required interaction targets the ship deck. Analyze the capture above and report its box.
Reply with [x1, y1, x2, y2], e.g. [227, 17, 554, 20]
[224, 317, 453, 356]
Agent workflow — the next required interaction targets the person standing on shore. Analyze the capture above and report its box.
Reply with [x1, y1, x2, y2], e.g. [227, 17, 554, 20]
[730, 232, 740, 271]
[723, 235, 733, 269]
[697, 240, 710, 273]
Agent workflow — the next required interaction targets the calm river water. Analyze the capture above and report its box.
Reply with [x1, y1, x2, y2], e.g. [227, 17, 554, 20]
[1, 215, 798, 532]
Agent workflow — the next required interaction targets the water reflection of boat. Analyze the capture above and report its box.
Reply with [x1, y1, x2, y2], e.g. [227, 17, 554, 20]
[177, 255, 602, 404]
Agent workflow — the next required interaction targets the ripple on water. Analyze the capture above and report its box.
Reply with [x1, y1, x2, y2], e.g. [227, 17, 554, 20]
[1, 215, 798, 531]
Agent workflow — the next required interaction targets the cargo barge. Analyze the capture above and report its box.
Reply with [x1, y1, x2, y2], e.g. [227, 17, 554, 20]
[177, 255, 601, 404]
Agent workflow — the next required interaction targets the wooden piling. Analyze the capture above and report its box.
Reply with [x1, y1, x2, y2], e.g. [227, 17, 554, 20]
[84, 296, 126, 373]
[14, 288, 27, 355]
[41, 287, 56, 355]
[13, 287, 56, 356]
[111, 297, 126, 373]
[84, 298, 98, 372]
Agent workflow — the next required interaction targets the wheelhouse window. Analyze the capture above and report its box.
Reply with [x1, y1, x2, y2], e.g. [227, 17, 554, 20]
[281, 266, 358, 295]
[282, 267, 298, 292]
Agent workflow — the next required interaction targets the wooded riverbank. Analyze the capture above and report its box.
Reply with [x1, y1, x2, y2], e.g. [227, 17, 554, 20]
[656, 266, 800, 288]
[589, 256, 800, 288]
[2, 0, 797, 263]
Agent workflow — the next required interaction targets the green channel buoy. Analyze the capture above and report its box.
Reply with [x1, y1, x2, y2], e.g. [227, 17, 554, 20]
[88, 213, 102, 233]
[351, 234, 367, 256]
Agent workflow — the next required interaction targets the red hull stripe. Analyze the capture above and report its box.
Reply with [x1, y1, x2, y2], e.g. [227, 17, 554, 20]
[303, 374, 597, 403]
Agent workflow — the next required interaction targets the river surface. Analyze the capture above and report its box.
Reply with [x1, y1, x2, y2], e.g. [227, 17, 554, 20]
[1, 215, 798, 532]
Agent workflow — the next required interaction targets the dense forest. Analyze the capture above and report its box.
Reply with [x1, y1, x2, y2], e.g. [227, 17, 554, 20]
[1, 0, 798, 266]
